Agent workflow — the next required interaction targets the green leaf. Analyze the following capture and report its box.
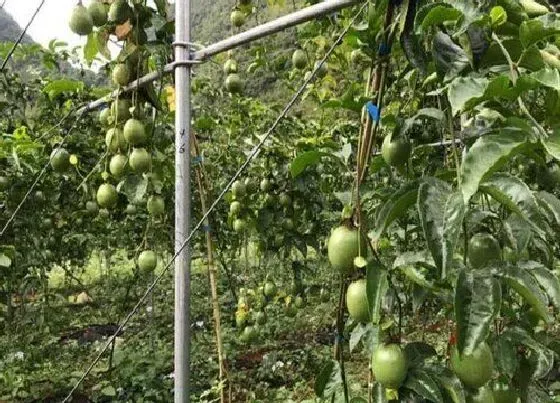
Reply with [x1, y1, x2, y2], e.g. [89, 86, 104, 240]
[315, 360, 342, 399]
[480, 173, 546, 237]
[454, 270, 501, 355]
[100, 386, 116, 397]
[402, 369, 444, 403]
[372, 382, 387, 403]
[520, 68, 560, 91]
[535, 191, 560, 227]
[417, 178, 465, 278]
[541, 127, 560, 160]
[419, 5, 463, 32]
[117, 175, 148, 204]
[366, 264, 388, 324]
[447, 77, 488, 115]
[490, 6, 507, 26]
[501, 327, 555, 379]
[43, 79, 85, 99]
[461, 130, 528, 204]
[349, 324, 368, 352]
[519, 18, 560, 48]
[370, 180, 420, 241]
[84, 32, 99, 65]
[499, 265, 552, 323]
[404, 342, 437, 369]
[434, 368, 466, 403]
[493, 337, 519, 378]
[432, 31, 470, 81]
[519, 260, 560, 309]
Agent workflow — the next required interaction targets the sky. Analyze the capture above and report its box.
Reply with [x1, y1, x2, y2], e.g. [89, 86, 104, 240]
[5, 0, 85, 49]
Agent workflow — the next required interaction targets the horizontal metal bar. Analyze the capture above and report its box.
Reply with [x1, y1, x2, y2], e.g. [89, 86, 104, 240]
[78, 0, 360, 114]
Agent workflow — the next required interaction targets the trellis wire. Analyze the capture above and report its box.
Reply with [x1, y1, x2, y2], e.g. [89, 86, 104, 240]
[0, 0, 46, 71]
[61, 3, 367, 401]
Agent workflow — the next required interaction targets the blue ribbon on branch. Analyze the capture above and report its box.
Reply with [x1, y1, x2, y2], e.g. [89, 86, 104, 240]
[366, 101, 380, 122]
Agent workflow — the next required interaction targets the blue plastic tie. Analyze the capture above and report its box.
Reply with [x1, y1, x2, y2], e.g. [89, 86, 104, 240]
[366, 101, 380, 122]
[192, 155, 203, 165]
[378, 42, 392, 56]
[202, 224, 211, 232]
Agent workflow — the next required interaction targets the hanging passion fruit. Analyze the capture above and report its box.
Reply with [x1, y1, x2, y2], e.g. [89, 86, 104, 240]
[327, 225, 367, 274]
[88, 1, 108, 26]
[105, 127, 128, 153]
[450, 342, 494, 389]
[99, 108, 110, 126]
[292, 49, 307, 69]
[123, 118, 147, 145]
[69, 4, 93, 36]
[109, 154, 128, 177]
[346, 279, 369, 323]
[468, 233, 501, 269]
[371, 344, 408, 389]
[110, 99, 132, 122]
[138, 250, 157, 271]
[147, 195, 165, 216]
[231, 180, 246, 197]
[223, 59, 238, 74]
[381, 134, 411, 168]
[108, 0, 131, 24]
[50, 148, 70, 173]
[225, 73, 243, 93]
[233, 218, 247, 233]
[112, 63, 130, 87]
[96, 183, 118, 208]
[230, 201, 242, 215]
[230, 10, 246, 27]
[128, 147, 151, 174]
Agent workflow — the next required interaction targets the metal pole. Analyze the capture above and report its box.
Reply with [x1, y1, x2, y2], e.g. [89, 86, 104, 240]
[78, 0, 358, 113]
[174, 0, 191, 401]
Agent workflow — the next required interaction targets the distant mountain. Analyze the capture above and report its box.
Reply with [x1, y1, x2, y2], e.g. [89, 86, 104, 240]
[0, 7, 33, 44]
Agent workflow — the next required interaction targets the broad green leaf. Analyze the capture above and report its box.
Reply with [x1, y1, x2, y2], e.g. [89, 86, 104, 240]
[535, 191, 560, 227]
[541, 127, 560, 160]
[366, 264, 388, 324]
[435, 369, 466, 403]
[314, 360, 342, 399]
[43, 79, 85, 100]
[454, 270, 501, 354]
[520, 260, 560, 309]
[493, 337, 519, 378]
[461, 130, 528, 203]
[501, 327, 555, 379]
[100, 386, 116, 397]
[419, 5, 462, 32]
[402, 369, 444, 403]
[290, 151, 335, 178]
[118, 175, 148, 204]
[519, 18, 560, 48]
[432, 32, 470, 80]
[447, 77, 487, 115]
[417, 177, 465, 278]
[503, 214, 532, 253]
[480, 173, 546, 237]
[372, 382, 387, 403]
[404, 342, 437, 369]
[84, 32, 99, 65]
[528, 68, 560, 91]
[349, 324, 368, 352]
[371, 180, 420, 241]
[499, 265, 552, 323]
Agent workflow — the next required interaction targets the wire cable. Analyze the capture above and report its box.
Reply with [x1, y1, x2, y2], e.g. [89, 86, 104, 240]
[61, 3, 367, 401]
[0, 0, 46, 72]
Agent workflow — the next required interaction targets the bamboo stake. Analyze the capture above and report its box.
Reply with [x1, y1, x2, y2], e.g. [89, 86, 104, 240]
[191, 135, 230, 403]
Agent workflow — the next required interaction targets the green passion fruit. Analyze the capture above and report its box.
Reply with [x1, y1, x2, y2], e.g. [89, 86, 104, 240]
[346, 279, 369, 323]
[255, 311, 267, 325]
[231, 180, 246, 197]
[96, 183, 118, 209]
[88, 1, 108, 26]
[223, 59, 238, 74]
[108, 0, 131, 24]
[69, 4, 93, 36]
[225, 73, 243, 93]
[99, 108, 110, 126]
[468, 233, 501, 269]
[279, 192, 292, 207]
[147, 195, 165, 216]
[327, 225, 367, 274]
[112, 63, 130, 87]
[294, 296, 305, 308]
[371, 344, 408, 389]
[230, 200, 242, 215]
[86, 200, 99, 215]
[50, 148, 70, 173]
[381, 134, 412, 168]
[125, 203, 137, 214]
[450, 342, 494, 389]
[129, 147, 151, 174]
[110, 99, 132, 122]
[260, 178, 272, 192]
[138, 250, 157, 271]
[0, 175, 9, 191]
[230, 10, 246, 27]
[263, 281, 277, 297]
[123, 118, 147, 145]
[109, 154, 128, 177]
[233, 218, 247, 233]
[292, 49, 307, 69]
[105, 127, 128, 153]
[491, 381, 519, 403]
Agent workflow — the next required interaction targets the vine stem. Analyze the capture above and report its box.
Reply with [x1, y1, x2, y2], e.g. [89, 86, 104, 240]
[491, 32, 547, 138]
[333, 277, 349, 403]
